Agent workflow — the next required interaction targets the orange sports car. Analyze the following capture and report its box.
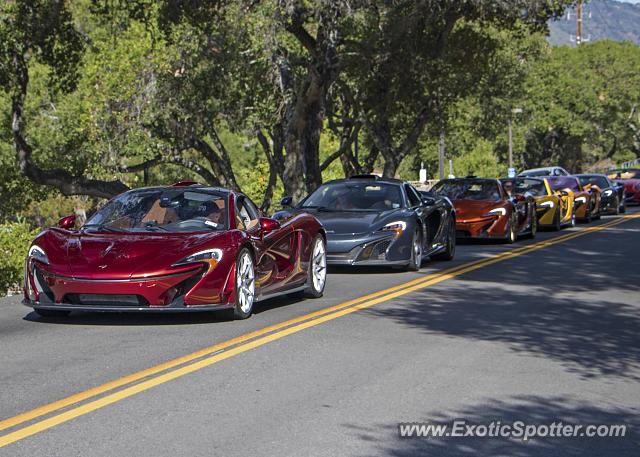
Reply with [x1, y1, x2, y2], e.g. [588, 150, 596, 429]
[432, 178, 536, 243]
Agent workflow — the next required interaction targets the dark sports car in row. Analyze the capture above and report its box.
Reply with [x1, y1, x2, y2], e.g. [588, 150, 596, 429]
[24, 183, 327, 319]
[431, 178, 537, 243]
[576, 174, 626, 215]
[274, 175, 456, 271]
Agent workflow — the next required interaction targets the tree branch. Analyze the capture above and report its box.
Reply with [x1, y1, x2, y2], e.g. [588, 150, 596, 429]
[320, 123, 361, 171]
[11, 52, 129, 199]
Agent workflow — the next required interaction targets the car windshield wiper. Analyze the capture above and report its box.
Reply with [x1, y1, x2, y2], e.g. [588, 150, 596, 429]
[300, 205, 333, 212]
[142, 222, 169, 232]
[143, 226, 169, 232]
[81, 224, 128, 233]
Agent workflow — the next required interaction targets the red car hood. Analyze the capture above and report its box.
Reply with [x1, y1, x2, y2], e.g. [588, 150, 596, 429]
[38, 229, 226, 279]
[454, 200, 505, 219]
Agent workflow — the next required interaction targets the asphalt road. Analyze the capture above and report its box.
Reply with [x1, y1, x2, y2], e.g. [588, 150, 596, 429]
[1, 209, 639, 456]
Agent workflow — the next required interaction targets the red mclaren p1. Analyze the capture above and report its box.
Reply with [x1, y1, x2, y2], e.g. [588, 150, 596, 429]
[23, 183, 327, 319]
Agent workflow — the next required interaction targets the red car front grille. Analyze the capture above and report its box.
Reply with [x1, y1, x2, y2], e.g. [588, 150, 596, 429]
[63, 293, 149, 307]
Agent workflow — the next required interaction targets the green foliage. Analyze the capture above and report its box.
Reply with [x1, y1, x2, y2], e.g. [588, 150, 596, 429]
[2, 0, 639, 224]
[520, 40, 640, 172]
[0, 221, 39, 295]
[0, 0, 84, 93]
[236, 160, 282, 205]
[452, 139, 507, 179]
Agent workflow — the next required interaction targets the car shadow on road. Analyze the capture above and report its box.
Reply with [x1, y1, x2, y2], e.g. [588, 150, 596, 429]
[345, 395, 638, 456]
[363, 224, 640, 381]
[22, 292, 307, 326]
[328, 265, 408, 275]
[22, 310, 229, 326]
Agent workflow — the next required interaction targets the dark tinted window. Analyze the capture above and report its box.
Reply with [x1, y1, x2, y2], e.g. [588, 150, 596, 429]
[236, 196, 260, 231]
[301, 182, 403, 211]
[578, 176, 609, 188]
[514, 178, 547, 196]
[405, 185, 421, 207]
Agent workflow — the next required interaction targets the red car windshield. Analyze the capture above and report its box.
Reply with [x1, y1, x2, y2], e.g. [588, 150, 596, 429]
[84, 188, 228, 232]
[547, 177, 581, 192]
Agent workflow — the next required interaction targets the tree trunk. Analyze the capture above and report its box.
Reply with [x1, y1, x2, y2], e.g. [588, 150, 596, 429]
[365, 106, 431, 179]
[360, 145, 379, 175]
[277, 3, 341, 202]
[282, 74, 325, 202]
[382, 156, 399, 178]
[256, 126, 285, 212]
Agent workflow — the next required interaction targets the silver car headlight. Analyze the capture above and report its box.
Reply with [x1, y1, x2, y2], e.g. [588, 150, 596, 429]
[172, 249, 223, 267]
[380, 221, 407, 238]
[28, 245, 49, 265]
[482, 208, 507, 217]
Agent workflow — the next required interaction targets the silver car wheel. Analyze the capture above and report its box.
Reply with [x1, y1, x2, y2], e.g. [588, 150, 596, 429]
[311, 239, 327, 293]
[237, 251, 255, 314]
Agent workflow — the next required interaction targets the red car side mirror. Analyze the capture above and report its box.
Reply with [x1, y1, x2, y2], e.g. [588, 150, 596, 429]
[58, 215, 76, 230]
[259, 217, 281, 235]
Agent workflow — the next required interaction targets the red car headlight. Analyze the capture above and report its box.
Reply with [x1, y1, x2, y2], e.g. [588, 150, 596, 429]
[172, 249, 223, 269]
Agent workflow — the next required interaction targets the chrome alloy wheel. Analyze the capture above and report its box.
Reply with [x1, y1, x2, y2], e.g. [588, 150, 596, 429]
[508, 215, 517, 243]
[413, 233, 422, 263]
[237, 251, 255, 314]
[311, 238, 327, 293]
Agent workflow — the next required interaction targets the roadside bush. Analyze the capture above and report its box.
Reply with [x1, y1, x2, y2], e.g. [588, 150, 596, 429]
[0, 221, 40, 296]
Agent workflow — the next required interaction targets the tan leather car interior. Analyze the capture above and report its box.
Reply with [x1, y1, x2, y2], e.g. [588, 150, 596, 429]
[141, 201, 178, 225]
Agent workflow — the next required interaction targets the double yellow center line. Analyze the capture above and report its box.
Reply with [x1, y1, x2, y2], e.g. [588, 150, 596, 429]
[0, 214, 637, 448]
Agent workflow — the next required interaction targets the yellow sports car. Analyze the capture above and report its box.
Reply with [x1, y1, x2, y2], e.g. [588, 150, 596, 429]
[546, 176, 599, 222]
[513, 177, 576, 230]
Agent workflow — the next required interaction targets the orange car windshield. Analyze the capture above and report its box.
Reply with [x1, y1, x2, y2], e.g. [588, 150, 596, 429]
[433, 180, 501, 201]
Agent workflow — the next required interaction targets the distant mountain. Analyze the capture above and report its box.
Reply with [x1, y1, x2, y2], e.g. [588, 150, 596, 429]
[548, 0, 640, 46]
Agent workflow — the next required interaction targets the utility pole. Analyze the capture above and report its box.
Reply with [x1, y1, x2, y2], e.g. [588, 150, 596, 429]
[508, 118, 513, 169]
[576, 0, 583, 46]
[438, 130, 445, 180]
[508, 108, 523, 174]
